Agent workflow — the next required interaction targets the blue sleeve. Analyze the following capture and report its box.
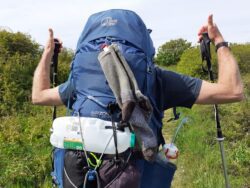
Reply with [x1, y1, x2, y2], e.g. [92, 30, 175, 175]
[155, 67, 202, 110]
[58, 78, 75, 108]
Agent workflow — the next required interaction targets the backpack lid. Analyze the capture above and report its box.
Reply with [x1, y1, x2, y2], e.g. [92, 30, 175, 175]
[76, 9, 155, 58]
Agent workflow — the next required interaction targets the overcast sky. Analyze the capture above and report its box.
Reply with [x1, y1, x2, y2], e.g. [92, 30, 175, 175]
[0, 0, 249, 51]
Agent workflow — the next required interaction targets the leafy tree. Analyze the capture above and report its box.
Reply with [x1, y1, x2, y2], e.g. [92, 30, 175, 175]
[0, 30, 40, 115]
[155, 38, 191, 66]
[0, 30, 40, 57]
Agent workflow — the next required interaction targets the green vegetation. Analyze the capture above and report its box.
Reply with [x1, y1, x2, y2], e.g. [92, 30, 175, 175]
[155, 39, 191, 66]
[0, 30, 249, 187]
[0, 30, 72, 187]
[164, 100, 249, 188]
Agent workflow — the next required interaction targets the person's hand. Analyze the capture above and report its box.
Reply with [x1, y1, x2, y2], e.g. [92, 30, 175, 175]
[198, 14, 224, 45]
[44, 28, 62, 55]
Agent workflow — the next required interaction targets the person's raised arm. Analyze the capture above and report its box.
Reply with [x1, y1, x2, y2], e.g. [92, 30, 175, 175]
[32, 29, 63, 106]
[195, 15, 244, 104]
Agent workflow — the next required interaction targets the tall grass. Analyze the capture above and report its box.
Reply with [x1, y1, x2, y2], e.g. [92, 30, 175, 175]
[165, 101, 249, 188]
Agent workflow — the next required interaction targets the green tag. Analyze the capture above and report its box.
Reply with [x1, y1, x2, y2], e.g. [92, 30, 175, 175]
[63, 139, 83, 150]
[130, 133, 136, 148]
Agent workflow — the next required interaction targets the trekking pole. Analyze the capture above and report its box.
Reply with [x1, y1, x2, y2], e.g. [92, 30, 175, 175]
[51, 39, 61, 120]
[200, 32, 230, 188]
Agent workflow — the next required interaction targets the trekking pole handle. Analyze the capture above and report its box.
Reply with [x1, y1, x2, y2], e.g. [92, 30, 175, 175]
[51, 39, 61, 120]
[54, 39, 61, 54]
[200, 32, 214, 82]
[52, 39, 61, 86]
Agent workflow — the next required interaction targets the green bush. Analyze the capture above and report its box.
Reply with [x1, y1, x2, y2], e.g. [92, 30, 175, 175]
[0, 30, 40, 56]
[0, 54, 39, 115]
[155, 39, 191, 66]
[0, 30, 72, 186]
[176, 46, 218, 79]
[0, 31, 72, 116]
[230, 43, 250, 74]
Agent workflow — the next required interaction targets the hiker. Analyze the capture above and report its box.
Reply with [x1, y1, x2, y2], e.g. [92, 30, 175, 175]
[32, 10, 243, 188]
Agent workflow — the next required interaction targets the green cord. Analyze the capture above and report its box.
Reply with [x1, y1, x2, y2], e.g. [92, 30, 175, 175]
[87, 152, 102, 168]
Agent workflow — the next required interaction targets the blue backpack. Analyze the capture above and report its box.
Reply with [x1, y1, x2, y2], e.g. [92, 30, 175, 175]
[51, 9, 176, 188]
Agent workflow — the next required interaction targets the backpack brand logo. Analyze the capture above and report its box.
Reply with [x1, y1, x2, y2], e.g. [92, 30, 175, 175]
[101, 17, 118, 27]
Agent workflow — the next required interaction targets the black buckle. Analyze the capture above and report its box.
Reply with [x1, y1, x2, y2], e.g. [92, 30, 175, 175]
[107, 102, 120, 115]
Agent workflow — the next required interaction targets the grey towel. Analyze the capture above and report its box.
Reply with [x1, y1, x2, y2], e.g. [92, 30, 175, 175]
[98, 44, 157, 161]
